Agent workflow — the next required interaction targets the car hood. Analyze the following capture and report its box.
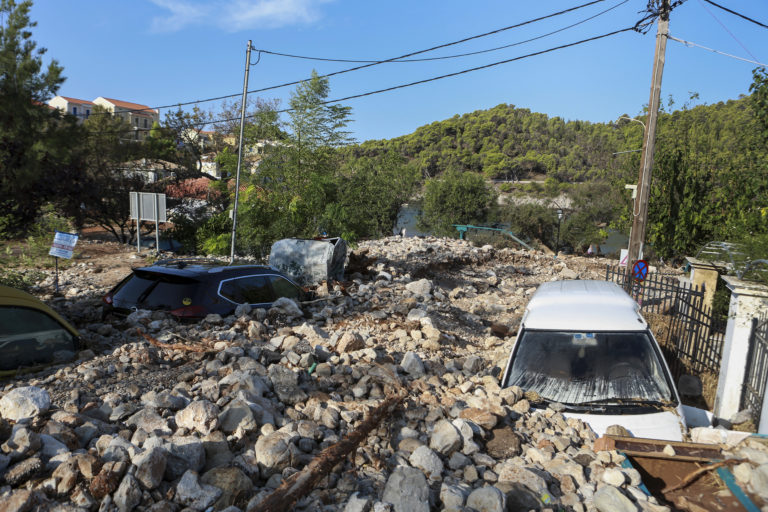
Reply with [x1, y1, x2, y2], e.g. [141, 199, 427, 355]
[563, 408, 685, 442]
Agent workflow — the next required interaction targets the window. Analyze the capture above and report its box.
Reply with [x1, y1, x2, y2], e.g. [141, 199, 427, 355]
[144, 119, 148, 128]
[505, 330, 674, 407]
[0, 306, 77, 370]
[111, 271, 200, 311]
[269, 276, 300, 300]
[219, 276, 273, 304]
[135, 118, 139, 126]
[72, 107, 77, 116]
[86, 109, 90, 118]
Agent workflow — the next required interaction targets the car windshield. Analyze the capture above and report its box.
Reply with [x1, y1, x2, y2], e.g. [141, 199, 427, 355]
[506, 330, 674, 407]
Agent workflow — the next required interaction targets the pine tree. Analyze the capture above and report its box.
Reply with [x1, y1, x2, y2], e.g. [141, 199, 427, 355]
[0, 0, 75, 236]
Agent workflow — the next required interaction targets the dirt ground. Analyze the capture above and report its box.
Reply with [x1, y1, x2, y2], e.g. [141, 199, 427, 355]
[71, 228, 157, 289]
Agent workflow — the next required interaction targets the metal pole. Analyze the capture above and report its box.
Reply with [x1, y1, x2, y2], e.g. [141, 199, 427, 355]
[137, 194, 142, 254]
[627, 0, 669, 283]
[230, 40, 253, 264]
[54, 256, 59, 293]
[155, 193, 160, 253]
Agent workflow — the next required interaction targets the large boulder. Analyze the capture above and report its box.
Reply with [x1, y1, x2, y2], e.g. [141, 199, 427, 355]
[382, 466, 429, 512]
[175, 400, 220, 436]
[0, 387, 51, 422]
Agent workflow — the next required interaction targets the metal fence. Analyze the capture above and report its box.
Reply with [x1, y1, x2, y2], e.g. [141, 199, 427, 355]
[605, 266, 726, 380]
[741, 313, 768, 421]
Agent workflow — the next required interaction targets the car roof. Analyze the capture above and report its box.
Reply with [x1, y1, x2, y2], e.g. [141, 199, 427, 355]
[522, 280, 647, 331]
[135, 261, 279, 279]
[0, 285, 80, 337]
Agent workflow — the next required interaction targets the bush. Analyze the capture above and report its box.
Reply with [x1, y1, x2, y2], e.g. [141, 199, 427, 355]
[25, 205, 76, 260]
[0, 268, 45, 291]
[419, 170, 497, 237]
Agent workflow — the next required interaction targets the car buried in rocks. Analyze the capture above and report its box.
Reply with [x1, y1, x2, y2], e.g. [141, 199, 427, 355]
[103, 259, 307, 320]
[0, 285, 82, 375]
[500, 280, 688, 441]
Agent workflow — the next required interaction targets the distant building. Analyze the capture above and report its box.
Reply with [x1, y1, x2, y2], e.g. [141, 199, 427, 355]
[93, 97, 160, 139]
[48, 95, 160, 140]
[48, 96, 95, 121]
[119, 158, 180, 183]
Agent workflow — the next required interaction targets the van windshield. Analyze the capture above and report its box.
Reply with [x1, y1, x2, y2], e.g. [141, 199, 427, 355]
[506, 330, 674, 408]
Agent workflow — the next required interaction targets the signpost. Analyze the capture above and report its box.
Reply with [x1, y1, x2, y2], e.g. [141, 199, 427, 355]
[632, 259, 649, 282]
[129, 192, 166, 253]
[49, 231, 79, 293]
[631, 258, 649, 306]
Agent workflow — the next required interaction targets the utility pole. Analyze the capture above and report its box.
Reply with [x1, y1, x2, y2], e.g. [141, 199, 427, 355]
[627, 0, 669, 281]
[230, 40, 253, 264]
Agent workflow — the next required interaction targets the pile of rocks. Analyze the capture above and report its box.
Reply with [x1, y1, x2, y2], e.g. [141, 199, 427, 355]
[1, 236, 758, 511]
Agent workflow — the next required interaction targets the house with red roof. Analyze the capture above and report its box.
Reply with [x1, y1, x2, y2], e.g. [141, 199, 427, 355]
[93, 97, 160, 139]
[48, 96, 95, 121]
[48, 95, 160, 140]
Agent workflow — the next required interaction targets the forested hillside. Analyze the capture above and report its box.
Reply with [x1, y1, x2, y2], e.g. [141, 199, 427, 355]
[345, 103, 640, 182]
[341, 71, 768, 263]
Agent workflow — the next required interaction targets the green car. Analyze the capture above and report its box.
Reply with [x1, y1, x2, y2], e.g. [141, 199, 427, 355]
[0, 285, 82, 376]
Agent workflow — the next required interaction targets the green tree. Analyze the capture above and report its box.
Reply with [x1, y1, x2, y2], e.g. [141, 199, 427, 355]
[323, 150, 419, 240]
[419, 170, 497, 236]
[77, 105, 148, 243]
[501, 203, 557, 248]
[211, 72, 355, 256]
[750, 67, 768, 141]
[0, 0, 75, 236]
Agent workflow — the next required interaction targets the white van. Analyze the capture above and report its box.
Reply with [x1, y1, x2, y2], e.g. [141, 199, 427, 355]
[500, 280, 687, 441]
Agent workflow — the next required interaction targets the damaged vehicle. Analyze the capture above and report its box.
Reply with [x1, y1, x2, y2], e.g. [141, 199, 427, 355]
[501, 280, 688, 441]
[103, 259, 307, 320]
[0, 285, 82, 375]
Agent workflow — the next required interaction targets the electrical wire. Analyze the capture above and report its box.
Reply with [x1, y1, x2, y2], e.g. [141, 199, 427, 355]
[701, 0, 768, 30]
[92, 26, 635, 136]
[668, 34, 767, 66]
[80, 0, 611, 117]
[258, 0, 629, 63]
[697, 0, 759, 63]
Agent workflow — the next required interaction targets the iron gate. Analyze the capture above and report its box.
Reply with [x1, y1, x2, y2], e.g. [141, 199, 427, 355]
[741, 313, 768, 420]
[605, 265, 725, 379]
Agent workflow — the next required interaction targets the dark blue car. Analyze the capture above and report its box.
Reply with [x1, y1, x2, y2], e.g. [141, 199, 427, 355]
[103, 259, 306, 320]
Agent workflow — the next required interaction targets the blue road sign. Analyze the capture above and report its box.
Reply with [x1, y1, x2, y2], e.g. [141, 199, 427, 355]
[632, 259, 649, 281]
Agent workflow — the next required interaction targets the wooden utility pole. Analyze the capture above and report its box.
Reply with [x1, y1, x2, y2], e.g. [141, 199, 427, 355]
[230, 40, 252, 264]
[627, 0, 670, 279]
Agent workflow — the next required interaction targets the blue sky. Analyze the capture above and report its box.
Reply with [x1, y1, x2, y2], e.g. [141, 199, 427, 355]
[30, 0, 768, 142]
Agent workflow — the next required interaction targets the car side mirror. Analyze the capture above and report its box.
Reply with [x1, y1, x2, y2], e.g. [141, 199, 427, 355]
[678, 374, 703, 397]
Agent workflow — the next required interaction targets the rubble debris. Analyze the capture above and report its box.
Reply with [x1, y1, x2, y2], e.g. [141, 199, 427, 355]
[0, 235, 764, 511]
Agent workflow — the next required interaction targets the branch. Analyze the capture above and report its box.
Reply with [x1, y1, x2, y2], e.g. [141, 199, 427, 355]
[251, 391, 406, 512]
[137, 329, 214, 353]
[662, 459, 747, 494]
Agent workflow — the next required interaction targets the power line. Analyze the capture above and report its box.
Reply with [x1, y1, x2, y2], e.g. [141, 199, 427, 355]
[697, 0, 759, 63]
[94, 25, 634, 136]
[701, 0, 768, 30]
[259, 0, 628, 63]
[79, 0, 612, 118]
[668, 34, 768, 66]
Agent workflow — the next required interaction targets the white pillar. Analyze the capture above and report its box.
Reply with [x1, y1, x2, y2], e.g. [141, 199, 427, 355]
[714, 276, 768, 421]
[761, 378, 768, 435]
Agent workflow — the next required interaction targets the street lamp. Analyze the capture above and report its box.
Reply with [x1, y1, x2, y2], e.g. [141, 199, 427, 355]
[617, 115, 646, 129]
[556, 208, 563, 254]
